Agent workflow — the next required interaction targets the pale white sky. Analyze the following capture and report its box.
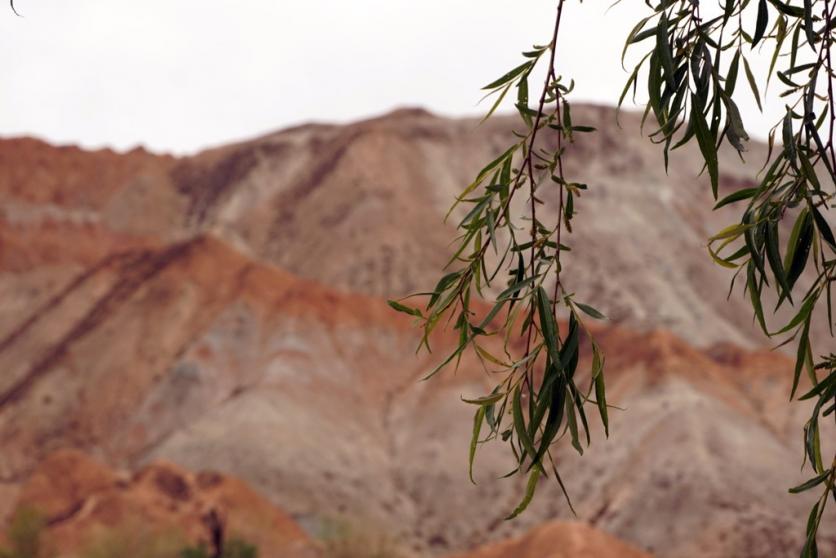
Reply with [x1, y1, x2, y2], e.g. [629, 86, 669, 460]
[0, 1, 783, 154]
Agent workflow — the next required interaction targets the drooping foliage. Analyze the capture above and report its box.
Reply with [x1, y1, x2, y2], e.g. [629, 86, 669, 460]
[389, 0, 835, 552]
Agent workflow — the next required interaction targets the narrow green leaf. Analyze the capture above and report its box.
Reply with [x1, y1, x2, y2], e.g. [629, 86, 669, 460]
[594, 348, 609, 437]
[785, 211, 813, 292]
[725, 50, 741, 96]
[775, 295, 814, 335]
[789, 471, 831, 494]
[482, 61, 532, 90]
[748, 262, 769, 334]
[714, 188, 759, 209]
[753, 0, 769, 46]
[802, 0, 816, 49]
[537, 287, 560, 364]
[656, 13, 676, 89]
[468, 407, 486, 484]
[565, 394, 583, 455]
[765, 221, 792, 299]
[513, 386, 541, 469]
[482, 83, 512, 124]
[576, 302, 606, 320]
[791, 319, 811, 398]
[387, 300, 423, 317]
[691, 94, 719, 198]
[505, 468, 540, 520]
[767, 0, 804, 17]
[811, 205, 836, 249]
[462, 392, 507, 406]
[782, 108, 796, 164]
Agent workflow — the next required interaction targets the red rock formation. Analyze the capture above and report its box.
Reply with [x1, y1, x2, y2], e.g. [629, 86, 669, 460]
[1, 107, 833, 557]
[7, 449, 316, 558]
[447, 521, 651, 558]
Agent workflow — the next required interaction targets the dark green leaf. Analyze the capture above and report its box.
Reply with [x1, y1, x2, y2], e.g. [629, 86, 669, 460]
[513, 386, 541, 469]
[812, 205, 836, 249]
[656, 13, 676, 89]
[803, 0, 815, 49]
[691, 94, 719, 198]
[537, 287, 560, 364]
[753, 0, 769, 46]
[789, 471, 831, 494]
[714, 188, 759, 209]
[782, 108, 796, 164]
[765, 221, 792, 299]
[593, 345, 609, 437]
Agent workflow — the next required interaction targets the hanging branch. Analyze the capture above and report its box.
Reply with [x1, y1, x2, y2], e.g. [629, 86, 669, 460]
[389, 0, 609, 518]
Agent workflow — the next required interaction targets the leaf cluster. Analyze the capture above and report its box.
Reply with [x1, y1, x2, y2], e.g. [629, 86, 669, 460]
[390, 0, 611, 518]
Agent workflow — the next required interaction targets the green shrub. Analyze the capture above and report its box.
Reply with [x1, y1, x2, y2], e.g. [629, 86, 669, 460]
[0, 507, 51, 558]
[178, 538, 257, 558]
[319, 520, 404, 558]
[78, 521, 185, 558]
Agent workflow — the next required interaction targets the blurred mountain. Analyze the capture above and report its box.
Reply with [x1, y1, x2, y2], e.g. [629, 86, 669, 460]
[447, 521, 651, 558]
[0, 105, 833, 557]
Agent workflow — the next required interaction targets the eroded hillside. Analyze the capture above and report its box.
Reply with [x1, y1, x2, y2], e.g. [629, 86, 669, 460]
[1, 106, 834, 557]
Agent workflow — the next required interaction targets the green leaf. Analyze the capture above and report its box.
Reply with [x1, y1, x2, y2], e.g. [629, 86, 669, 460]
[747, 262, 769, 334]
[462, 392, 507, 406]
[724, 96, 750, 152]
[537, 287, 560, 364]
[775, 295, 814, 335]
[725, 50, 741, 96]
[593, 345, 609, 437]
[576, 302, 606, 320]
[562, 101, 573, 141]
[498, 275, 539, 301]
[753, 0, 769, 46]
[714, 188, 759, 209]
[767, 16, 787, 87]
[811, 205, 836, 249]
[475, 344, 511, 367]
[798, 369, 835, 401]
[742, 56, 763, 112]
[513, 385, 541, 470]
[618, 62, 641, 110]
[482, 61, 532, 90]
[482, 82, 513, 123]
[767, 0, 804, 17]
[468, 406, 486, 484]
[801, 502, 820, 558]
[789, 471, 831, 494]
[565, 395, 583, 455]
[505, 468, 540, 520]
[710, 223, 751, 242]
[802, 0, 816, 49]
[387, 300, 423, 317]
[723, 0, 736, 21]
[655, 13, 676, 89]
[782, 108, 796, 164]
[765, 221, 792, 299]
[791, 319, 811, 398]
[784, 210, 813, 292]
[691, 94, 719, 198]
[427, 271, 461, 309]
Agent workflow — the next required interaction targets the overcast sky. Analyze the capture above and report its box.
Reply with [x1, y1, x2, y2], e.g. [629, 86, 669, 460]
[0, 1, 783, 154]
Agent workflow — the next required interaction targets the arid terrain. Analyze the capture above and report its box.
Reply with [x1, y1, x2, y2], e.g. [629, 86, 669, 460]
[0, 105, 833, 557]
